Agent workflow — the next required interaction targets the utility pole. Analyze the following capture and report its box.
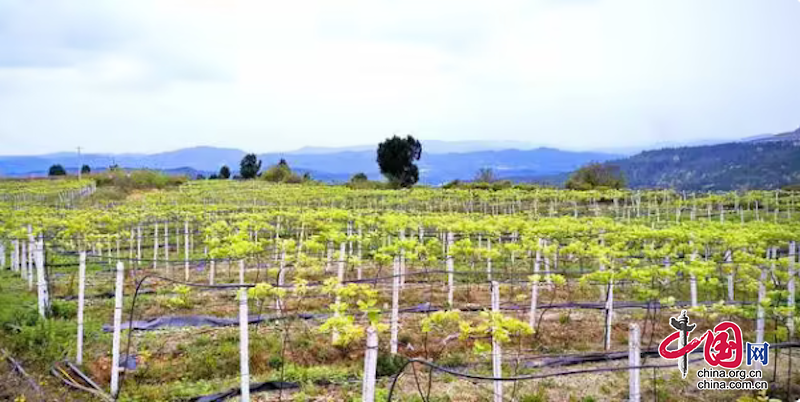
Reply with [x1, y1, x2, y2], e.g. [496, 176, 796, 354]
[77, 146, 82, 180]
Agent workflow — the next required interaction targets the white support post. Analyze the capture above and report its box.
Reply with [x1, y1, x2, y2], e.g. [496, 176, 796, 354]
[390, 256, 400, 355]
[0, 241, 5, 269]
[789, 241, 796, 339]
[22, 241, 31, 289]
[755, 264, 766, 371]
[604, 280, 614, 351]
[491, 281, 503, 402]
[164, 222, 170, 274]
[136, 225, 142, 266]
[184, 220, 190, 282]
[446, 232, 454, 307]
[27, 226, 33, 287]
[325, 242, 332, 273]
[337, 242, 346, 283]
[361, 326, 378, 402]
[110, 261, 125, 397]
[529, 260, 539, 329]
[11, 239, 18, 272]
[347, 221, 353, 258]
[239, 287, 250, 402]
[35, 235, 49, 318]
[689, 246, 698, 308]
[629, 324, 641, 402]
[77, 250, 86, 365]
[399, 229, 406, 290]
[276, 248, 286, 312]
[726, 250, 734, 302]
[152, 222, 159, 270]
[486, 239, 492, 281]
[273, 220, 281, 263]
[357, 226, 363, 280]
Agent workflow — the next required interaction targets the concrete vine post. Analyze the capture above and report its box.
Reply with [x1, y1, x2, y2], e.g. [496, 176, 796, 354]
[357, 226, 363, 280]
[239, 288, 250, 402]
[277, 247, 286, 312]
[399, 229, 406, 290]
[689, 245, 698, 308]
[754, 259, 767, 372]
[390, 256, 400, 355]
[152, 222, 159, 270]
[491, 281, 503, 402]
[27, 225, 34, 289]
[604, 279, 614, 351]
[529, 253, 539, 329]
[110, 261, 125, 397]
[136, 225, 142, 266]
[35, 235, 49, 318]
[486, 239, 492, 281]
[361, 326, 378, 402]
[629, 323, 641, 402]
[725, 250, 734, 302]
[337, 242, 346, 283]
[77, 250, 86, 365]
[12, 239, 19, 272]
[446, 232, 454, 307]
[184, 220, 190, 281]
[21, 240, 29, 289]
[164, 222, 170, 275]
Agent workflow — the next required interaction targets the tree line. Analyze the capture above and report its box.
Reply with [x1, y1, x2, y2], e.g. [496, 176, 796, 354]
[46, 134, 624, 190]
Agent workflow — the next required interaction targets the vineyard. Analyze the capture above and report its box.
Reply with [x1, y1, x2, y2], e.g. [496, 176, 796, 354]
[1, 179, 799, 401]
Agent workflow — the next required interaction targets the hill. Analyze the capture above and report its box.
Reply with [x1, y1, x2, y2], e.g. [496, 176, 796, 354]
[610, 140, 800, 190]
[742, 126, 800, 143]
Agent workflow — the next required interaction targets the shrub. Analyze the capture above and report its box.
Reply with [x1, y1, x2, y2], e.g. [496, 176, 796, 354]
[565, 163, 625, 190]
[93, 169, 187, 192]
[50, 299, 77, 319]
[376, 353, 406, 376]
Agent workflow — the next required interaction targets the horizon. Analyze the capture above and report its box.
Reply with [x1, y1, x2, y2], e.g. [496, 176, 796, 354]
[1, 1, 799, 155]
[0, 136, 746, 158]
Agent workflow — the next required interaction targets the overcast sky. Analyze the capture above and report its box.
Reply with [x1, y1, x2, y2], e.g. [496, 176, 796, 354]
[1, 0, 799, 155]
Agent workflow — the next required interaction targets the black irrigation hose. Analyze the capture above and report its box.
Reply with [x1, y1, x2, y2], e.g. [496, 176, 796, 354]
[387, 357, 706, 401]
[116, 274, 257, 401]
[387, 342, 800, 400]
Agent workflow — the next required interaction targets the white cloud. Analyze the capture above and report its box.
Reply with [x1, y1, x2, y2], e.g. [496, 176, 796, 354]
[1, 0, 800, 154]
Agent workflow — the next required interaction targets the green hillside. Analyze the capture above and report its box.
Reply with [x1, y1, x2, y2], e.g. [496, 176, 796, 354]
[612, 140, 800, 190]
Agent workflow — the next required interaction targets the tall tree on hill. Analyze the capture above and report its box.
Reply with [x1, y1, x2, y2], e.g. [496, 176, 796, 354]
[376, 135, 422, 188]
[48, 164, 67, 176]
[239, 154, 262, 179]
[219, 165, 231, 179]
[81, 165, 91, 175]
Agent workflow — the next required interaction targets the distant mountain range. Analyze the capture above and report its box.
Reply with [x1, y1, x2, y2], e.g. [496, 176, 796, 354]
[2, 129, 798, 189]
[0, 141, 621, 185]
